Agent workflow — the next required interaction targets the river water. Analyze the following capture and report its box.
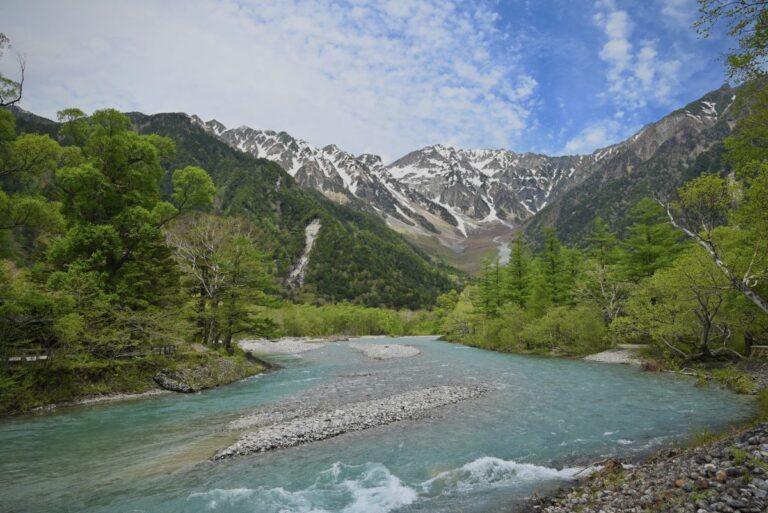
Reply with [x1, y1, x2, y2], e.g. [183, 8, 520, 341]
[0, 336, 754, 513]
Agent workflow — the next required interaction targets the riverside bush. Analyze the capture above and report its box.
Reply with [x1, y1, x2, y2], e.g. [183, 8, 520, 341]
[263, 303, 441, 338]
[520, 306, 609, 355]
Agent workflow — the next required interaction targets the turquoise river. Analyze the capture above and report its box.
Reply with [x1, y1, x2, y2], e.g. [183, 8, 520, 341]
[0, 336, 756, 513]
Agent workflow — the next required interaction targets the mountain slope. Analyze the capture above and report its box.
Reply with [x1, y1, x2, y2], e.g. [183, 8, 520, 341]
[134, 112, 460, 308]
[10, 106, 458, 309]
[522, 84, 738, 244]
[197, 84, 740, 269]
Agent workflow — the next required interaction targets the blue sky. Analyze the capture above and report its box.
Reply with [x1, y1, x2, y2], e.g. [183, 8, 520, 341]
[1, 0, 731, 161]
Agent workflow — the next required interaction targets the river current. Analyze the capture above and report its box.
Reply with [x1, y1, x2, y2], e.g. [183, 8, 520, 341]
[0, 336, 754, 513]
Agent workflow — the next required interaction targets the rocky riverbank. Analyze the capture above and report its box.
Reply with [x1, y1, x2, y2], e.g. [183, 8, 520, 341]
[153, 356, 266, 393]
[213, 384, 491, 460]
[523, 422, 768, 513]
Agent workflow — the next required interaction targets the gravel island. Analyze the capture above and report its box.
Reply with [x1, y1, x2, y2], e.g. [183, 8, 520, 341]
[348, 342, 421, 359]
[214, 384, 490, 459]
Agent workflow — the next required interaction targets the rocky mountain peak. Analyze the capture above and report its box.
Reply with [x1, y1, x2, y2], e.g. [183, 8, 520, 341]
[190, 84, 740, 266]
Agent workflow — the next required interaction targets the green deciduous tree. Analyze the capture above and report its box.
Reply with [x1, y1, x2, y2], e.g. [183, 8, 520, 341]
[662, 167, 768, 315]
[166, 214, 273, 351]
[0, 33, 24, 107]
[49, 109, 215, 309]
[696, 0, 768, 82]
[0, 110, 65, 257]
[617, 248, 741, 359]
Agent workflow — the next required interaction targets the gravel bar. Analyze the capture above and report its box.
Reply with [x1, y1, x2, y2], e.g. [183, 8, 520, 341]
[213, 384, 490, 460]
[348, 342, 421, 359]
[584, 345, 644, 365]
[239, 337, 327, 354]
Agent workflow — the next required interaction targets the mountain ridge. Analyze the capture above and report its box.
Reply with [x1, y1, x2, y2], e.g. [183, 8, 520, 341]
[189, 83, 739, 268]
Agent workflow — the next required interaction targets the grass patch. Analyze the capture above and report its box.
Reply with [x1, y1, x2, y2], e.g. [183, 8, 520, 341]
[711, 368, 758, 394]
[756, 389, 768, 421]
[731, 446, 749, 465]
[689, 490, 716, 501]
[688, 427, 721, 447]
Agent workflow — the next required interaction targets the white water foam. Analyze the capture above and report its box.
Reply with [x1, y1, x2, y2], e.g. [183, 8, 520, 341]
[187, 462, 417, 513]
[421, 456, 579, 496]
[188, 457, 577, 512]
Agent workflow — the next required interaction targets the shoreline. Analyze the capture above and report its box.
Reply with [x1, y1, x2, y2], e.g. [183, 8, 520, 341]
[5, 353, 268, 418]
[517, 421, 768, 513]
[28, 388, 172, 414]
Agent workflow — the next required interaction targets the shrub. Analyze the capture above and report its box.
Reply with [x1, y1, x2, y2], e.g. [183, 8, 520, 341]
[520, 306, 609, 356]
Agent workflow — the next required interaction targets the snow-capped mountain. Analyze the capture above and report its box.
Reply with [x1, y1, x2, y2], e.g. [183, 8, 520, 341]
[189, 84, 738, 263]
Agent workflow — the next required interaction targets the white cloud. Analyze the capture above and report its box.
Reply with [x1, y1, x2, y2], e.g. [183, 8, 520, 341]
[593, 1, 682, 110]
[561, 118, 633, 155]
[1, 0, 536, 161]
[660, 0, 696, 25]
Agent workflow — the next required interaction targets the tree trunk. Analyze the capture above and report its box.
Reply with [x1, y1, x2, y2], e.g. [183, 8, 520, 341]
[700, 320, 712, 358]
[659, 200, 768, 315]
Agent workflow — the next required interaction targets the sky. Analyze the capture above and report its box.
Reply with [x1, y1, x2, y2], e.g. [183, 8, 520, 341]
[1, 0, 732, 162]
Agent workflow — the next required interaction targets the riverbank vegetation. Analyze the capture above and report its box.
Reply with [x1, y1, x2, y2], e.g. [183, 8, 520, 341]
[439, 105, 768, 365]
[0, 99, 274, 412]
[261, 303, 440, 337]
[438, 3, 768, 377]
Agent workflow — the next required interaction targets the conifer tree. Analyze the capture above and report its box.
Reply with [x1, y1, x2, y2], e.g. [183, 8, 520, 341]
[502, 239, 532, 308]
[621, 198, 682, 281]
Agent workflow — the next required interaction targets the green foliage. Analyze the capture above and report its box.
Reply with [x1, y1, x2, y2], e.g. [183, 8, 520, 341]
[129, 112, 456, 309]
[757, 389, 768, 421]
[265, 302, 440, 337]
[585, 217, 620, 266]
[696, 1, 768, 82]
[166, 214, 275, 351]
[710, 368, 758, 394]
[172, 165, 215, 211]
[532, 228, 576, 307]
[519, 306, 608, 355]
[475, 259, 503, 317]
[502, 238, 532, 308]
[620, 198, 683, 281]
[0, 33, 23, 107]
[725, 87, 768, 172]
[616, 247, 738, 359]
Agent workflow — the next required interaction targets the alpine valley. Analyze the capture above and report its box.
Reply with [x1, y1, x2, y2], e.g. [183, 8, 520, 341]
[191, 84, 739, 270]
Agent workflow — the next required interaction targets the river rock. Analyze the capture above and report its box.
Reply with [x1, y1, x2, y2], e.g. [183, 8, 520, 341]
[522, 422, 768, 513]
[214, 384, 491, 460]
[153, 369, 196, 393]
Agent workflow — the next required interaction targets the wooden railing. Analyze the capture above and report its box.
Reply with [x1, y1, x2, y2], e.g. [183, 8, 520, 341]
[750, 345, 768, 359]
[114, 345, 177, 358]
[3, 348, 53, 364]
[3, 345, 177, 363]
[152, 345, 177, 356]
